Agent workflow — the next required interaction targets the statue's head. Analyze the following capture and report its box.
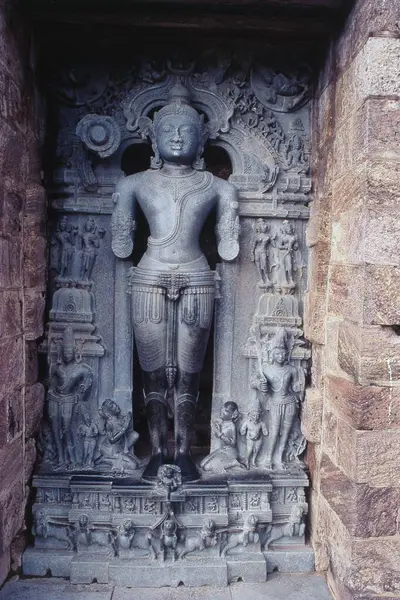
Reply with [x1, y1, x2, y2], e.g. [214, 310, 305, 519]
[282, 220, 294, 235]
[79, 514, 89, 527]
[61, 326, 76, 363]
[270, 327, 289, 365]
[123, 519, 134, 533]
[84, 218, 95, 233]
[255, 218, 269, 234]
[59, 215, 69, 231]
[246, 514, 259, 531]
[164, 519, 176, 535]
[139, 82, 207, 170]
[248, 409, 262, 424]
[220, 400, 239, 422]
[100, 398, 121, 417]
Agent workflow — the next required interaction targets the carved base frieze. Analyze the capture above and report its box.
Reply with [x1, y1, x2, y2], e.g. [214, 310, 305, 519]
[25, 468, 310, 584]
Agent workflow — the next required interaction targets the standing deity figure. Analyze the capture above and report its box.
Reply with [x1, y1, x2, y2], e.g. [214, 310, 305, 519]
[52, 215, 78, 278]
[47, 326, 93, 469]
[79, 217, 105, 280]
[254, 328, 304, 470]
[251, 218, 273, 288]
[275, 220, 298, 291]
[111, 83, 239, 481]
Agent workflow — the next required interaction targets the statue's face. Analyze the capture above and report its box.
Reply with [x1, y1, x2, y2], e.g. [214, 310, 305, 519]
[272, 348, 287, 365]
[62, 344, 75, 363]
[59, 218, 67, 231]
[259, 220, 268, 233]
[155, 114, 200, 165]
[249, 411, 261, 423]
[104, 399, 120, 416]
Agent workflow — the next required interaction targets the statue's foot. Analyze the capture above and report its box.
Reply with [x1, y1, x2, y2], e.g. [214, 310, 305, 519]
[142, 453, 168, 481]
[174, 453, 200, 482]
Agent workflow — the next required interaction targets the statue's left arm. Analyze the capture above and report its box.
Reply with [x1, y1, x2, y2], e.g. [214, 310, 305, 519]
[111, 176, 137, 259]
[216, 179, 240, 262]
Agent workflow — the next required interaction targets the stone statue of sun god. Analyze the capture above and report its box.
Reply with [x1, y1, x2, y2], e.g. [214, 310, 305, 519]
[111, 82, 240, 481]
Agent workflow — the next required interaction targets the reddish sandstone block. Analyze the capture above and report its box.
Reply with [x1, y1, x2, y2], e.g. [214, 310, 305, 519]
[23, 290, 45, 340]
[348, 537, 400, 596]
[24, 382, 45, 439]
[321, 403, 338, 463]
[336, 418, 400, 487]
[24, 340, 39, 385]
[0, 290, 22, 339]
[337, 321, 400, 385]
[330, 209, 366, 264]
[0, 336, 23, 398]
[301, 388, 323, 444]
[320, 453, 400, 537]
[0, 479, 24, 554]
[304, 290, 327, 346]
[22, 227, 46, 289]
[328, 264, 364, 323]
[325, 374, 400, 430]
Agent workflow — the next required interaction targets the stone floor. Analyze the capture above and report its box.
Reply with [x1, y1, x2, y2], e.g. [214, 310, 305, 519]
[0, 573, 333, 600]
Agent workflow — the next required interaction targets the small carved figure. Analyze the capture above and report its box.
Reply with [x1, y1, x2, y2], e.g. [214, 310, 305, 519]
[254, 328, 304, 470]
[77, 409, 99, 468]
[239, 401, 268, 469]
[78, 218, 105, 280]
[97, 398, 139, 474]
[73, 514, 110, 551]
[200, 401, 245, 473]
[251, 218, 273, 287]
[263, 504, 306, 549]
[180, 519, 218, 558]
[143, 499, 157, 514]
[52, 215, 78, 278]
[32, 510, 75, 549]
[37, 422, 57, 464]
[110, 519, 136, 557]
[156, 464, 182, 496]
[221, 514, 260, 557]
[286, 134, 308, 173]
[47, 326, 93, 470]
[160, 517, 178, 562]
[274, 220, 298, 291]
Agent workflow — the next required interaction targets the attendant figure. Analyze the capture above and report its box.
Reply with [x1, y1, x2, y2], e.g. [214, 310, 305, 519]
[200, 401, 245, 473]
[240, 401, 268, 469]
[98, 398, 139, 474]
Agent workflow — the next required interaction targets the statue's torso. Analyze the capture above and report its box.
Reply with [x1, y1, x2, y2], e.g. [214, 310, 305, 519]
[135, 169, 216, 268]
[263, 364, 296, 403]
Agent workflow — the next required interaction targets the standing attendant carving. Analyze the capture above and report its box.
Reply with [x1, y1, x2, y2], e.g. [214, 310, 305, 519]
[251, 218, 273, 288]
[253, 328, 304, 470]
[47, 326, 93, 469]
[52, 215, 78, 278]
[111, 83, 239, 481]
[79, 217, 105, 280]
[275, 220, 298, 291]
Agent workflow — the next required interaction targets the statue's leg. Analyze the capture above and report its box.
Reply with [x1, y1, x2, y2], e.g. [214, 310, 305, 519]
[141, 369, 169, 479]
[175, 287, 214, 480]
[132, 287, 169, 479]
[275, 404, 296, 468]
[48, 401, 64, 466]
[265, 408, 281, 469]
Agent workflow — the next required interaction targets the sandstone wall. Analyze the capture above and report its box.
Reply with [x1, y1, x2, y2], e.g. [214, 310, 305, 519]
[304, 1, 400, 598]
[0, 0, 45, 586]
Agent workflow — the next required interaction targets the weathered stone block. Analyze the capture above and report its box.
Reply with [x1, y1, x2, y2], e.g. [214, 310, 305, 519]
[24, 382, 45, 439]
[336, 1, 400, 74]
[0, 336, 23, 398]
[0, 478, 25, 553]
[301, 388, 323, 444]
[321, 403, 338, 463]
[22, 226, 46, 289]
[335, 38, 400, 124]
[0, 290, 22, 339]
[348, 537, 400, 596]
[330, 208, 366, 263]
[338, 321, 400, 385]
[325, 374, 400, 431]
[0, 234, 22, 289]
[304, 290, 326, 346]
[328, 264, 364, 323]
[24, 340, 39, 385]
[23, 290, 45, 340]
[320, 453, 400, 537]
[336, 419, 400, 487]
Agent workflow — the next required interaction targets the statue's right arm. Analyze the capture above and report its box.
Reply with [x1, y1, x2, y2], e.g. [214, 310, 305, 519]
[111, 176, 137, 259]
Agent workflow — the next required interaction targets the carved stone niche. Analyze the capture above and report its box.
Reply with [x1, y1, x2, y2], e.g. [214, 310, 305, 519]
[27, 50, 313, 584]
